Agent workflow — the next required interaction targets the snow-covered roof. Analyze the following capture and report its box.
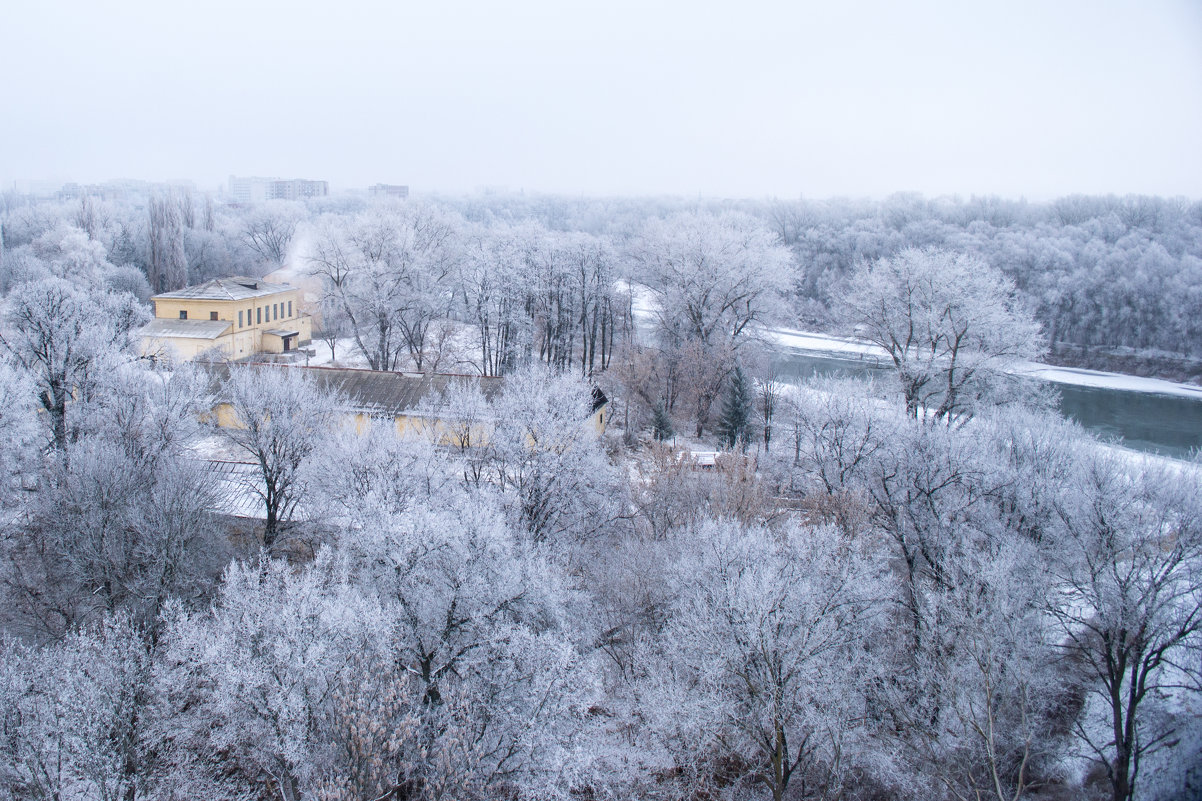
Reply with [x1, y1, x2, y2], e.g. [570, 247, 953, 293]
[205, 459, 312, 521]
[152, 276, 295, 302]
[204, 363, 505, 417]
[141, 318, 232, 339]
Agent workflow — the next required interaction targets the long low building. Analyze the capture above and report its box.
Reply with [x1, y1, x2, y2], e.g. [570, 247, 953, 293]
[203, 363, 610, 439]
[141, 277, 312, 362]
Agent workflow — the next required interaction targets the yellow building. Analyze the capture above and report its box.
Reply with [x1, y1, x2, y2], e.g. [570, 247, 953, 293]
[141, 277, 312, 362]
[204, 364, 609, 440]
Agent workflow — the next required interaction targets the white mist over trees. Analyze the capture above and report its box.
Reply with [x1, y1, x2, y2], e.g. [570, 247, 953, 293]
[0, 189, 1199, 801]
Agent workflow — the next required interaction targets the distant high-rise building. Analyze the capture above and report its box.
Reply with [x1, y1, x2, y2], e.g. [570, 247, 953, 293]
[368, 183, 409, 198]
[228, 176, 328, 203]
[269, 179, 328, 200]
[228, 176, 275, 203]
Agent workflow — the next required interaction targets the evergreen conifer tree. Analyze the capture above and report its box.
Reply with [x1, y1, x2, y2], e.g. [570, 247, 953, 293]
[652, 400, 674, 442]
[718, 366, 753, 451]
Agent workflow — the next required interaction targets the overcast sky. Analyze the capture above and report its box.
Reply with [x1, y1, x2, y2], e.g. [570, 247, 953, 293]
[3, 0, 1200, 199]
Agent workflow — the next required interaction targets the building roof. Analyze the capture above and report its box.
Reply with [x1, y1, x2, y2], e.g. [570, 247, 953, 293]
[203, 363, 608, 419]
[141, 318, 232, 339]
[152, 276, 296, 302]
[205, 459, 312, 520]
[204, 364, 506, 417]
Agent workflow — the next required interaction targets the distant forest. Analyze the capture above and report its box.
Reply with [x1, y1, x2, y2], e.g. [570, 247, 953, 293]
[3, 190, 1201, 380]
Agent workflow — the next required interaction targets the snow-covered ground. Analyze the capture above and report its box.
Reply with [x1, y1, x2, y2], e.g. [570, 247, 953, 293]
[302, 337, 371, 369]
[1012, 362, 1202, 399]
[767, 327, 882, 359]
[745, 321, 1202, 400]
[769, 323, 1202, 399]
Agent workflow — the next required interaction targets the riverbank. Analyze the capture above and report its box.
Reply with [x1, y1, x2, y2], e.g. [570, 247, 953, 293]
[1042, 344, 1202, 388]
[768, 326, 1202, 401]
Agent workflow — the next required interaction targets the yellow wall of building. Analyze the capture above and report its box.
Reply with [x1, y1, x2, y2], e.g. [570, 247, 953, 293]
[152, 289, 305, 334]
[141, 336, 221, 362]
[210, 402, 607, 445]
[147, 287, 312, 362]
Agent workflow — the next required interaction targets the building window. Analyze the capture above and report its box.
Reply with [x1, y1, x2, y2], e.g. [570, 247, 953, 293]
[179, 310, 187, 320]
[274, 303, 280, 320]
[210, 311, 219, 321]
[238, 310, 244, 327]
[257, 307, 262, 324]
[287, 301, 292, 317]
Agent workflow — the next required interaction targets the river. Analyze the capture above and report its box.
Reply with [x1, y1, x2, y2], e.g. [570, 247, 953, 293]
[773, 349, 1202, 460]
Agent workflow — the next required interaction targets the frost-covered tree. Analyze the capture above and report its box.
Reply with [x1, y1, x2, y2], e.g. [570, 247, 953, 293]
[147, 193, 188, 292]
[784, 380, 886, 496]
[1, 365, 224, 641]
[156, 497, 592, 801]
[216, 365, 342, 556]
[1047, 452, 1202, 801]
[308, 202, 462, 371]
[838, 248, 1043, 424]
[878, 530, 1067, 801]
[305, 419, 455, 522]
[458, 226, 532, 376]
[652, 520, 882, 801]
[335, 498, 591, 797]
[632, 211, 791, 353]
[0, 278, 148, 450]
[486, 365, 619, 545]
[29, 223, 113, 285]
[630, 211, 790, 435]
[0, 356, 38, 502]
[416, 377, 494, 488]
[757, 373, 783, 453]
[240, 200, 305, 269]
[0, 616, 150, 801]
[513, 225, 621, 374]
[155, 556, 387, 800]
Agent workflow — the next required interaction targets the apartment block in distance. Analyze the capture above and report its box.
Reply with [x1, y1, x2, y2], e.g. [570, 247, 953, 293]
[140, 277, 312, 362]
[228, 176, 329, 203]
[368, 183, 410, 199]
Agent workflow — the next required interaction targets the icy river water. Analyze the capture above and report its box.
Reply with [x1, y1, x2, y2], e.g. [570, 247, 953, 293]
[773, 349, 1202, 461]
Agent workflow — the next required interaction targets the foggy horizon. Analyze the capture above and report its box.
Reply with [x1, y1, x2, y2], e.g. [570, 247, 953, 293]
[4, 0, 1201, 200]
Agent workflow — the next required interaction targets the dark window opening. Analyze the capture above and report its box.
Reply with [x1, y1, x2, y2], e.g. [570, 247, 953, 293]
[210, 311, 219, 321]
[287, 301, 293, 317]
[257, 307, 262, 324]
[179, 310, 187, 320]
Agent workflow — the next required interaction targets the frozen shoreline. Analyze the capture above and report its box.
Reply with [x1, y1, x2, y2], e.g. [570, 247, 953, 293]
[768, 326, 1202, 401]
[626, 280, 1202, 401]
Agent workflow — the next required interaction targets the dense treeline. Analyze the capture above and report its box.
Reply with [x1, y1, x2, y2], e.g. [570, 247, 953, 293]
[0, 191, 1200, 801]
[767, 194, 1202, 369]
[4, 190, 1202, 374]
[464, 191, 1202, 369]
